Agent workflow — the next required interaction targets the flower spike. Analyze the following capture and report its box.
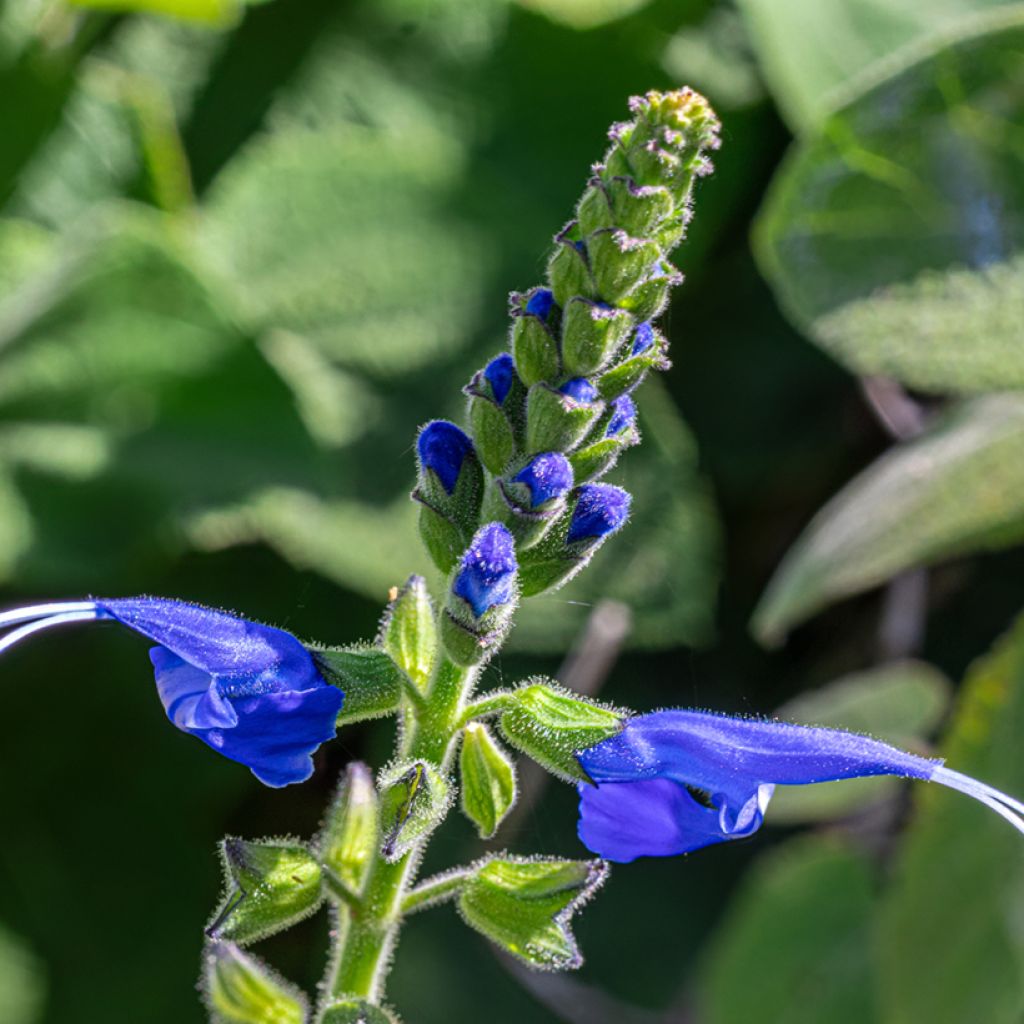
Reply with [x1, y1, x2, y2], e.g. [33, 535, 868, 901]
[0, 598, 343, 786]
[575, 710, 1024, 863]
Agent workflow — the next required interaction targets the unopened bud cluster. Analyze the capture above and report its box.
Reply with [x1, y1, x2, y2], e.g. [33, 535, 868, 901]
[412, 89, 720, 663]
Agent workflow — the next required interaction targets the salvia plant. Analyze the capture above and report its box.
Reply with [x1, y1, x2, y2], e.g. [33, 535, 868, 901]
[2, 89, 1023, 1023]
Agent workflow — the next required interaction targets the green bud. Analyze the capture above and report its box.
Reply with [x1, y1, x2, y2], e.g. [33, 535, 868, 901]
[525, 383, 602, 455]
[560, 298, 633, 377]
[587, 229, 661, 305]
[467, 390, 515, 475]
[459, 722, 517, 839]
[208, 839, 323, 946]
[319, 762, 379, 894]
[204, 942, 307, 1024]
[313, 646, 404, 725]
[498, 682, 623, 782]
[319, 999, 399, 1024]
[457, 856, 608, 971]
[378, 760, 451, 862]
[380, 575, 437, 694]
[548, 226, 596, 307]
[606, 177, 674, 236]
[511, 307, 560, 388]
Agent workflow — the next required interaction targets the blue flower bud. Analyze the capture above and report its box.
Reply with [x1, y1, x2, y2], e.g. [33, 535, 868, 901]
[417, 420, 475, 495]
[0, 598, 343, 787]
[512, 452, 574, 510]
[567, 484, 631, 544]
[558, 377, 599, 404]
[483, 353, 516, 406]
[631, 321, 654, 356]
[605, 395, 636, 437]
[452, 523, 518, 619]
[525, 288, 555, 320]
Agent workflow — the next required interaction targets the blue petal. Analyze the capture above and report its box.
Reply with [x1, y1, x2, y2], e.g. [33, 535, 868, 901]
[151, 647, 237, 730]
[417, 420, 474, 495]
[513, 452, 573, 508]
[196, 684, 344, 787]
[525, 288, 554, 319]
[101, 598, 321, 696]
[567, 485, 631, 543]
[452, 522, 517, 618]
[606, 395, 636, 437]
[631, 322, 654, 356]
[483, 353, 516, 405]
[559, 378, 599, 404]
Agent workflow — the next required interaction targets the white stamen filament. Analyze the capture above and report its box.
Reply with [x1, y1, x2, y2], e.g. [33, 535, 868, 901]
[932, 766, 1024, 836]
[0, 602, 99, 628]
[0, 610, 104, 655]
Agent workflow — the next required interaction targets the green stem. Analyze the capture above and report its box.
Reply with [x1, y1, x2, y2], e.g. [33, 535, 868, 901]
[328, 653, 479, 1001]
[401, 868, 470, 916]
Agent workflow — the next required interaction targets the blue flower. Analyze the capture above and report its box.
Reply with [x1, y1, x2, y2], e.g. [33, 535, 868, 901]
[512, 453, 574, 509]
[558, 378, 599, 404]
[417, 420, 475, 495]
[0, 598, 343, 787]
[631, 321, 654, 356]
[452, 523, 518, 619]
[605, 395, 636, 437]
[525, 288, 555, 319]
[567, 484, 631, 544]
[576, 709, 1024, 862]
[483, 353, 516, 406]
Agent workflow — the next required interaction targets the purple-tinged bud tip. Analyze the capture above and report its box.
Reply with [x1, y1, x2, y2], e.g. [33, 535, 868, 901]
[418, 420, 475, 495]
[453, 523, 518, 618]
[567, 484, 631, 544]
[631, 322, 655, 356]
[606, 395, 637, 437]
[512, 452, 574, 509]
[525, 288, 555, 320]
[559, 377, 599, 404]
[483, 353, 516, 405]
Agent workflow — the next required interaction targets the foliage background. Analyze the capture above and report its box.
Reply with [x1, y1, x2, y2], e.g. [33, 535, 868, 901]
[0, 0, 1022, 1021]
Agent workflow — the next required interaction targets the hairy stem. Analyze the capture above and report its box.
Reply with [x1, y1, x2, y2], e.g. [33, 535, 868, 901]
[328, 653, 479, 1001]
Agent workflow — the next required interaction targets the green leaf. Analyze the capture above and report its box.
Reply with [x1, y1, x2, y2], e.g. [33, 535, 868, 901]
[769, 660, 952, 823]
[204, 942, 307, 1024]
[318, 763, 380, 895]
[737, 0, 1019, 133]
[378, 761, 451, 862]
[753, 396, 1024, 643]
[313, 647, 404, 726]
[381, 575, 437, 693]
[209, 839, 324, 946]
[458, 856, 607, 971]
[199, 119, 491, 376]
[877, 612, 1024, 1023]
[0, 924, 44, 1024]
[698, 837, 878, 1024]
[498, 681, 622, 782]
[459, 722, 517, 839]
[755, 10, 1024, 393]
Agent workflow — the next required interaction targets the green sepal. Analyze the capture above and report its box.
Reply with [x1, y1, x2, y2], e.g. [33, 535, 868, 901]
[590, 175, 675, 237]
[618, 262, 682, 321]
[595, 345, 664, 401]
[548, 225, 596, 307]
[498, 681, 623, 782]
[440, 606, 512, 668]
[525, 383, 603, 455]
[318, 998, 399, 1024]
[380, 575, 436, 694]
[460, 722, 517, 839]
[467, 392, 515, 475]
[208, 839, 323, 946]
[560, 298, 633, 377]
[378, 760, 451, 862]
[517, 552, 585, 597]
[313, 646, 404, 725]
[481, 476, 566, 550]
[569, 434, 632, 483]
[414, 495, 467, 575]
[511, 306, 560, 387]
[319, 762, 379, 894]
[457, 856, 608, 971]
[587, 229, 661, 305]
[204, 941, 307, 1024]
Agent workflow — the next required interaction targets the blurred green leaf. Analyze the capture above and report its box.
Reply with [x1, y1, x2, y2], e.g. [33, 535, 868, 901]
[754, 395, 1024, 643]
[770, 660, 952, 823]
[737, 0, 1020, 132]
[878, 611, 1024, 1023]
[755, 9, 1024, 393]
[0, 924, 44, 1024]
[516, 0, 652, 30]
[68, 0, 244, 26]
[698, 836, 877, 1024]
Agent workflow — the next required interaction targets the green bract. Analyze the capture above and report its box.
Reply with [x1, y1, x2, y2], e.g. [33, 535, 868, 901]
[204, 942, 307, 1024]
[459, 722, 517, 839]
[378, 761, 451, 862]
